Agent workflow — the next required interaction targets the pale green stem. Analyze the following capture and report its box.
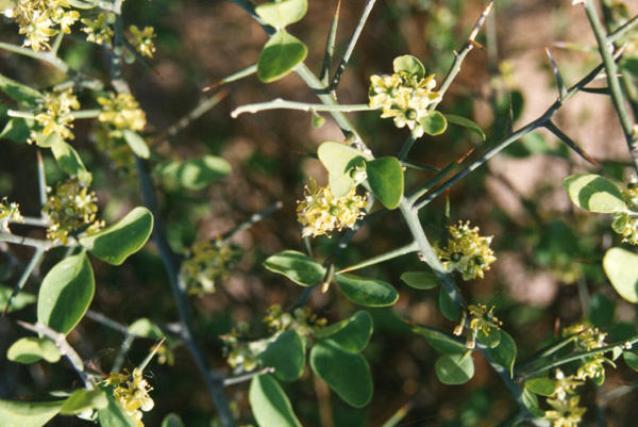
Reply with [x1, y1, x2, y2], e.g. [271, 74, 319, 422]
[203, 64, 258, 92]
[223, 367, 275, 387]
[7, 110, 36, 120]
[231, 99, 374, 118]
[0, 42, 68, 73]
[608, 13, 638, 44]
[0, 232, 57, 250]
[320, 0, 341, 86]
[71, 109, 101, 119]
[2, 248, 44, 315]
[336, 241, 418, 274]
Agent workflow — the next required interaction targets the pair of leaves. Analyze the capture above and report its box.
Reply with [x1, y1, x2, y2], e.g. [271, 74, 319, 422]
[7, 337, 61, 364]
[318, 141, 404, 209]
[263, 250, 399, 307]
[155, 155, 231, 191]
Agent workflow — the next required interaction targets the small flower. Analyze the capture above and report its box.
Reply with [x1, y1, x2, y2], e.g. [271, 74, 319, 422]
[180, 239, 239, 296]
[264, 304, 326, 336]
[544, 396, 587, 427]
[129, 25, 156, 58]
[104, 368, 153, 427]
[0, 198, 23, 232]
[98, 92, 147, 135]
[552, 369, 584, 400]
[454, 303, 502, 349]
[12, 0, 79, 51]
[30, 88, 80, 143]
[81, 12, 114, 46]
[296, 179, 367, 238]
[436, 221, 496, 280]
[562, 322, 607, 351]
[43, 178, 103, 244]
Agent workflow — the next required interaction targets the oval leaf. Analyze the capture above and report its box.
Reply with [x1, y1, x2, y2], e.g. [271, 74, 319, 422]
[7, 337, 61, 364]
[366, 157, 404, 210]
[392, 55, 425, 79]
[412, 326, 466, 354]
[310, 341, 373, 407]
[317, 141, 366, 197]
[0, 399, 63, 427]
[60, 389, 108, 415]
[249, 375, 302, 427]
[258, 330, 305, 382]
[400, 271, 439, 290]
[435, 353, 474, 385]
[563, 174, 626, 213]
[603, 247, 638, 303]
[623, 351, 638, 372]
[80, 207, 154, 265]
[336, 273, 399, 307]
[258, 31, 308, 83]
[156, 156, 231, 191]
[525, 378, 556, 397]
[314, 311, 373, 353]
[37, 253, 95, 335]
[255, 0, 308, 29]
[123, 130, 150, 159]
[438, 289, 461, 321]
[51, 139, 89, 179]
[264, 250, 325, 287]
[128, 318, 164, 339]
[420, 111, 448, 136]
[487, 330, 517, 377]
[0, 284, 35, 313]
[445, 114, 486, 141]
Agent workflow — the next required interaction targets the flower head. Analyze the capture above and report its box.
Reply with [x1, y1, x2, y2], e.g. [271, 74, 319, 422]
[129, 25, 156, 58]
[0, 198, 23, 232]
[296, 179, 367, 238]
[30, 88, 80, 143]
[81, 12, 114, 46]
[436, 221, 496, 280]
[544, 396, 587, 427]
[104, 368, 153, 427]
[43, 178, 103, 243]
[98, 92, 147, 135]
[180, 239, 239, 296]
[12, 0, 79, 51]
[264, 304, 326, 336]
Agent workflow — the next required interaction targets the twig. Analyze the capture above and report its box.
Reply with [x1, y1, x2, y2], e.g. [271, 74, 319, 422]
[203, 64, 258, 92]
[231, 99, 374, 118]
[221, 201, 283, 242]
[2, 248, 44, 316]
[0, 232, 57, 250]
[223, 367, 275, 387]
[320, 0, 341, 86]
[336, 241, 418, 274]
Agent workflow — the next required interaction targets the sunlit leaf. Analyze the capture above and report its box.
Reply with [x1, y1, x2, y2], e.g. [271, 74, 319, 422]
[0, 399, 63, 427]
[317, 141, 366, 197]
[255, 0, 308, 29]
[420, 111, 447, 136]
[156, 156, 231, 191]
[392, 55, 425, 79]
[603, 247, 638, 303]
[258, 31, 308, 83]
[435, 353, 474, 385]
[264, 250, 325, 287]
[122, 130, 150, 159]
[7, 337, 61, 364]
[60, 389, 107, 415]
[524, 377, 556, 397]
[249, 375, 301, 427]
[563, 174, 626, 213]
[0, 285, 36, 313]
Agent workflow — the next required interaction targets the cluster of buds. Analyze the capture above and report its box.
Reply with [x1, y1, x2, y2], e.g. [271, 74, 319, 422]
[103, 369, 154, 427]
[611, 184, 638, 246]
[296, 179, 367, 238]
[436, 221, 496, 281]
[43, 178, 103, 244]
[129, 25, 156, 58]
[81, 12, 114, 46]
[29, 88, 80, 143]
[179, 239, 239, 296]
[9, 0, 79, 51]
[97, 92, 147, 137]
[453, 304, 502, 349]
[220, 325, 265, 373]
[368, 55, 442, 138]
[0, 198, 23, 232]
[264, 304, 327, 336]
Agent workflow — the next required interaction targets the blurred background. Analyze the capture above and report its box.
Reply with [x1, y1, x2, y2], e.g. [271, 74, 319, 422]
[2, 0, 638, 425]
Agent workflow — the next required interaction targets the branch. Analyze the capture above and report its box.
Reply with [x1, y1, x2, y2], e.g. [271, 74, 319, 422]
[231, 99, 374, 118]
[336, 241, 418, 274]
[223, 367, 275, 387]
[221, 201, 283, 242]
[2, 248, 44, 316]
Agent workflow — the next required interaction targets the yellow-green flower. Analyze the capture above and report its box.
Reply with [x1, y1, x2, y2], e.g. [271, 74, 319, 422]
[12, 0, 79, 51]
[296, 179, 367, 238]
[436, 221, 496, 280]
[30, 88, 80, 143]
[551, 369, 583, 401]
[264, 304, 326, 336]
[129, 25, 156, 58]
[98, 92, 147, 134]
[104, 368, 153, 427]
[0, 198, 23, 231]
[43, 178, 103, 244]
[81, 12, 114, 46]
[544, 396, 587, 427]
[180, 239, 239, 296]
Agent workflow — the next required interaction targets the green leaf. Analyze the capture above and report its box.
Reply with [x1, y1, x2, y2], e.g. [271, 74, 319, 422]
[310, 341, 373, 407]
[438, 289, 461, 321]
[80, 207, 154, 266]
[314, 311, 373, 353]
[487, 330, 517, 377]
[128, 318, 164, 339]
[156, 155, 231, 191]
[392, 55, 425, 79]
[524, 377, 556, 397]
[400, 271, 439, 290]
[263, 250, 325, 287]
[259, 330, 305, 382]
[366, 157, 404, 210]
[623, 351, 638, 372]
[420, 111, 448, 136]
[255, 0, 308, 29]
[336, 273, 399, 307]
[161, 413, 185, 427]
[603, 247, 638, 303]
[60, 389, 108, 415]
[0, 74, 42, 106]
[563, 174, 626, 213]
[97, 390, 136, 427]
[7, 337, 61, 364]
[0, 284, 35, 313]
[50, 139, 89, 180]
[317, 141, 366, 197]
[0, 399, 64, 427]
[412, 326, 466, 354]
[249, 374, 302, 427]
[258, 31, 308, 83]
[37, 253, 95, 335]
[0, 118, 31, 142]
[445, 114, 486, 141]
[122, 130, 150, 159]
[435, 353, 474, 385]
[476, 327, 501, 348]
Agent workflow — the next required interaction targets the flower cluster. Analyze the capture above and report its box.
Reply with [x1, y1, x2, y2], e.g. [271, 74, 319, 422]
[296, 179, 367, 238]
[264, 304, 326, 336]
[30, 88, 80, 143]
[129, 25, 156, 58]
[81, 13, 114, 46]
[0, 198, 23, 232]
[454, 304, 503, 349]
[10, 0, 79, 51]
[98, 92, 147, 136]
[220, 326, 266, 372]
[180, 239, 239, 296]
[104, 369, 154, 427]
[611, 184, 638, 246]
[544, 392, 587, 427]
[43, 178, 103, 243]
[368, 58, 441, 138]
[436, 221, 496, 281]
[562, 322, 610, 382]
